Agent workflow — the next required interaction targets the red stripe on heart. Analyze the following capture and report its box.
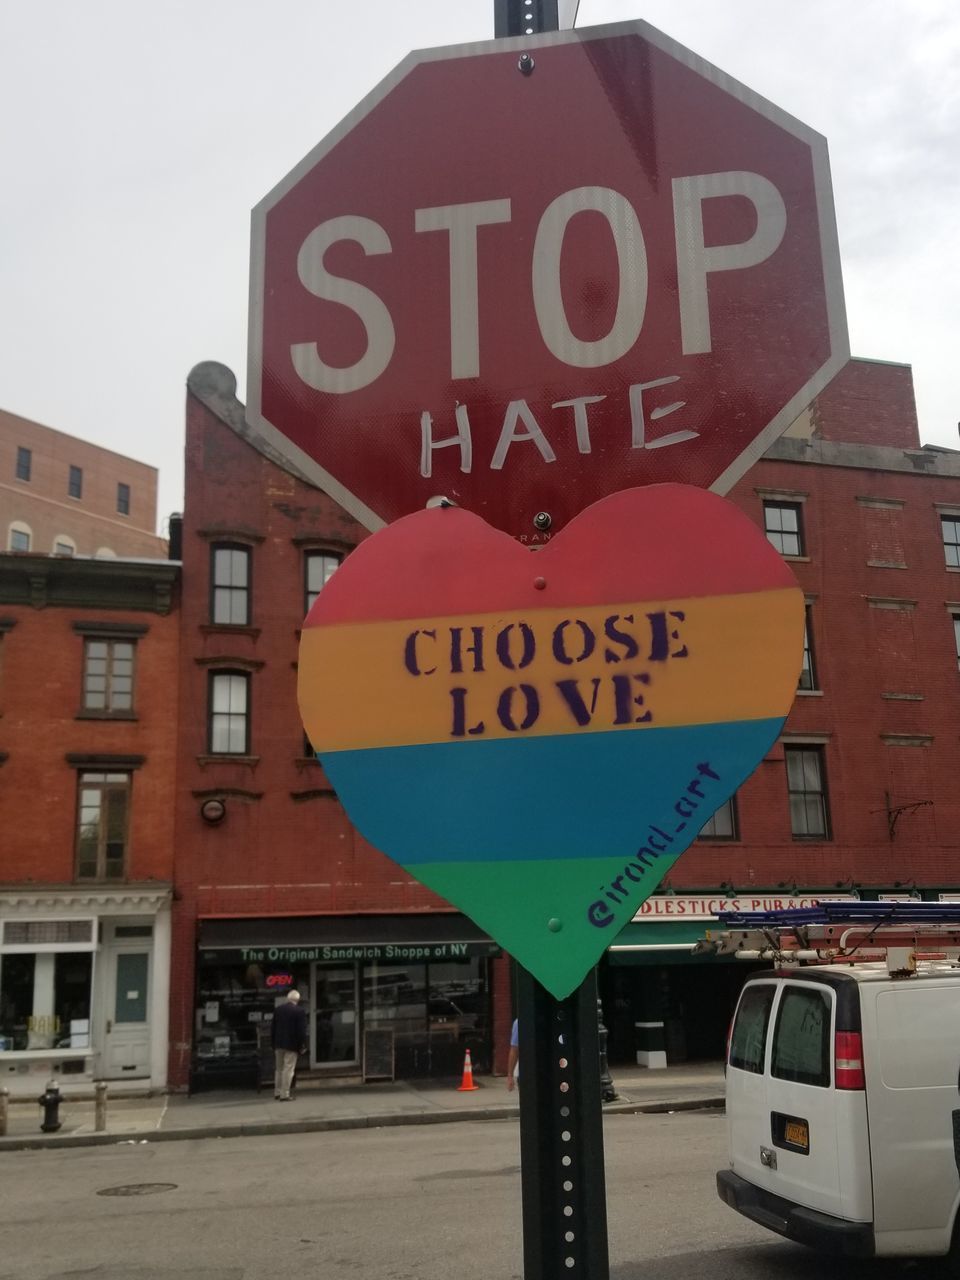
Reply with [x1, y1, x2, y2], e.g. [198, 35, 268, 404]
[305, 485, 796, 627]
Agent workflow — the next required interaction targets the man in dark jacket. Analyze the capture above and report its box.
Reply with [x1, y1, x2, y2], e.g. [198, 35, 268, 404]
[271, 989, 307, 1100]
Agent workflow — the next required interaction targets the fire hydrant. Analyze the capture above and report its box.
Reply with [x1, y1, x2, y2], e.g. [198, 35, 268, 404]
[38, 1080, 62, 1133]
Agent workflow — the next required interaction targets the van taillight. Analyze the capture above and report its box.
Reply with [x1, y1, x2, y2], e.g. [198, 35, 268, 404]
[835, 1031, 865, 1090]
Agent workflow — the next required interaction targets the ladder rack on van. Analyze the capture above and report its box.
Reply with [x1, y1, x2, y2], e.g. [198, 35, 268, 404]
[694, 902, 960, 973]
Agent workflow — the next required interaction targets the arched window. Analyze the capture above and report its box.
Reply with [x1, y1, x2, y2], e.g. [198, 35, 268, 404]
[95, 547, 117, 559]
[7, 521, 32, 552]
[53, 535, 77, 556]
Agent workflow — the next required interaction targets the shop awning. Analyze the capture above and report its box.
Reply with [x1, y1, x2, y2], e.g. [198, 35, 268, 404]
[197, 912, 499, 963]
[608, 918, 723, 964]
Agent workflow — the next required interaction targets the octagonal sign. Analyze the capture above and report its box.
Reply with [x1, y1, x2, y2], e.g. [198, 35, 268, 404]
[249, 21, 847, 541]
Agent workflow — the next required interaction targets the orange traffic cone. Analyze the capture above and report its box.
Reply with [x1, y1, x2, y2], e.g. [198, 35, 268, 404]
[457, 1048, 479, 1091]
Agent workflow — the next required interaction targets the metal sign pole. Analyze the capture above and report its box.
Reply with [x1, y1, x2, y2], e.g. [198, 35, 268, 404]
[517, 965, 610, 1279]
[494, 0, 579, 38]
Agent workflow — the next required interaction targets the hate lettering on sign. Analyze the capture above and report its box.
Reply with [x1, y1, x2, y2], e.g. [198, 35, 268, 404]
[419, 376, 693, 478]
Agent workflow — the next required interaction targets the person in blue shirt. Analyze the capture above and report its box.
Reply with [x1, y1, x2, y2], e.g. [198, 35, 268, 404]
[507, 1017, 519, 1091]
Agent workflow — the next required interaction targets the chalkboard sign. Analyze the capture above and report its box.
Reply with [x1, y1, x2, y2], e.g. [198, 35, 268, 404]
[363, 1028, 395, 1082]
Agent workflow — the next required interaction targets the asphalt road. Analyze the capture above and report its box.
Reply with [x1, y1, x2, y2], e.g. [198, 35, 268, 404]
[0, 1109, 933, 1280]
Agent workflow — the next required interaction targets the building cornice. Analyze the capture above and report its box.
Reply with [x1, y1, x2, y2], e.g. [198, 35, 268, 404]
[0, 885, 173, 912]
[0, 555, 179, 614]
[763, 436, 960, 478]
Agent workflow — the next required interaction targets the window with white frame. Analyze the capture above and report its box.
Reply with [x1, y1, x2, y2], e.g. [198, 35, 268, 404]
[208, 671, 250, 754]
[211, 544, 251, 625]
[0, 919, 96, 1052]
[7, 522, 31, 552]
[941, 516, 960, 568]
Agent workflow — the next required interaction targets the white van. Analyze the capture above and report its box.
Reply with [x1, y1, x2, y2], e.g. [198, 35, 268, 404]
[719, 964, 960, 1263]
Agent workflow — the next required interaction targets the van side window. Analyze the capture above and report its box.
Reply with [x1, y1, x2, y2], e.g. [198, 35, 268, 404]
[771, 986, 832, 1088]
[729, 984, 775, 1073]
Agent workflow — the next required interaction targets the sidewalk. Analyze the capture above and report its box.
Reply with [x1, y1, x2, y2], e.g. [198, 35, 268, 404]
[0, 1062, 724, 1153]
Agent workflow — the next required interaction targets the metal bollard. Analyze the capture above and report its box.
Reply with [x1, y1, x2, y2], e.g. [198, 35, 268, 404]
[38, 1080, 63, 1133]
[597, 998, 618, 1103]
[0, 1087, 8, 1137]
[94, 1081, 108, 1132]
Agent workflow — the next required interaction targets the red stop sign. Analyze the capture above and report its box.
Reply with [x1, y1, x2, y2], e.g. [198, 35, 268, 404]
[249, 21, 847, 541]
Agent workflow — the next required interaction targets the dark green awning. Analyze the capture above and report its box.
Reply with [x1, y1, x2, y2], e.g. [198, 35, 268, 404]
[607, 919, 732, 964]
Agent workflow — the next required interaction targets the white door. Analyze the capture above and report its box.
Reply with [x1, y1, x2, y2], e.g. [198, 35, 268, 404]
[102, 949, 151, 1078]
[726, 980, 779, 1193]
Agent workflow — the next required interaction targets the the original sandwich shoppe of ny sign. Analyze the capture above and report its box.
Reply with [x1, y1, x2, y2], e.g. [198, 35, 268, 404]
[299, 485, 805, 998]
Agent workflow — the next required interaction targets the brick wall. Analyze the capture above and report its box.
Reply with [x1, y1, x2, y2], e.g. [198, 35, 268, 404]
[811, 358, 920, 449]
[0, 601, 179, 884]
[679, 445, 960, 893]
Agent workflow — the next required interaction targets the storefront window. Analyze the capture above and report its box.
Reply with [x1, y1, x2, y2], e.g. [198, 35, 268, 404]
[193, 948, 493, 1085]
[0, 953, 93, 1051]
[363, 957, 489, 1077]
[193, 957, 312, 1087]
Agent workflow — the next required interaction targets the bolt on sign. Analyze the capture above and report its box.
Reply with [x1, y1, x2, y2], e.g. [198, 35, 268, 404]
[249, 21, 847, 542]
[299, 486, 805, 999]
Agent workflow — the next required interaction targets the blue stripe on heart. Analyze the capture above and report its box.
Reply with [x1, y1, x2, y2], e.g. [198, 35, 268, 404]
[319, 716, 784, 864]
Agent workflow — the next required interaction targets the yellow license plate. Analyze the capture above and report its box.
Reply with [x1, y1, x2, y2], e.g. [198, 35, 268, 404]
[784, 1120, 809, 1150]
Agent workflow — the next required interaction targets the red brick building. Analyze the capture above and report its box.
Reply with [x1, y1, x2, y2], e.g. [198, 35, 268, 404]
[169, 355, 960, 1085]
[605, 358, 960, 1066]
[169, 364, 509, 1092]
[0, 551, 179, 1094]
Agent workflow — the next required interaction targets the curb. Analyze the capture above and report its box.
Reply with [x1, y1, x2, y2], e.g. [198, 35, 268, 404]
[0, 1095, 724, 1154]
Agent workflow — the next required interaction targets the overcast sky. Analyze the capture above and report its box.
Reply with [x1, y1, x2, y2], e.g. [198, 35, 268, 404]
[1, 0, 957, 534]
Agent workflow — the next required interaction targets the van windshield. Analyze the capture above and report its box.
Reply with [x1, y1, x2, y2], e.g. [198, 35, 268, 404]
[729, 983, 775, 1073]
[771, 985, 831, 1088]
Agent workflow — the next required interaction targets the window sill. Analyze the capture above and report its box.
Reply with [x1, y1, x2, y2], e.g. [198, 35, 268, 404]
[795, 689, 823, 697]
[196, 754, 261, 768]
[866, 560, 908, 570]
[75, 709, 139, 721]
[0, 1048, 92, 1059]
[199, 624, 261, 640]
[790, 836, 832, 843]
[782, 554, 811, 563]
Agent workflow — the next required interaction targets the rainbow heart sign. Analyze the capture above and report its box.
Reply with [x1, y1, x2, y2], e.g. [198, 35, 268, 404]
[298, 485, 804, 998]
